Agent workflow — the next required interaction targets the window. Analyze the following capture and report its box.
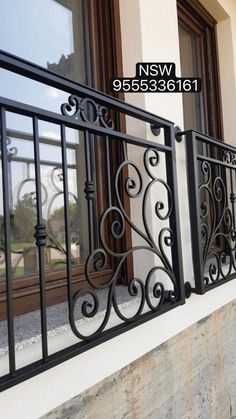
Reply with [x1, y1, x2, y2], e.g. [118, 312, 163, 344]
[178, 0, 225, 256]
[178, 0, 223, 139]
[0, 0, 123, 317]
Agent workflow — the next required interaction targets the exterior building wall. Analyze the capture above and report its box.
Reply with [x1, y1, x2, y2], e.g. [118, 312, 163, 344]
[0, 281, 235, 418]
[43, 300, 236, 419]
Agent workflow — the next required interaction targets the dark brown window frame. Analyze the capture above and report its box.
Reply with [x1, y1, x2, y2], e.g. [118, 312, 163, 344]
[177, 0, 223, 139]
[178, 0, 226, 256]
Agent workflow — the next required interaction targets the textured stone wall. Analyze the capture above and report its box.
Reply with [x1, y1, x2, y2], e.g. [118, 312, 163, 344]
[43, 300, 236, 419]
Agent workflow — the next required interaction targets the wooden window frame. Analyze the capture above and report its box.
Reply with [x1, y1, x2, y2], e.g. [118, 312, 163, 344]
[178, 0, 226, 256]
[177, 0, 223, 139]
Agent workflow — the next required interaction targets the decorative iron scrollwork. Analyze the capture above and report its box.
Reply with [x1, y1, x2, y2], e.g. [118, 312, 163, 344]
[61, 95, 114, 129]
[199, 159, 236, 286]
[222, 149, 236, 166]
[84, 181, 95, 200]
[34, 224, 47, 247]
[0, 137, 18, 160]
[69, 147, 178, 341]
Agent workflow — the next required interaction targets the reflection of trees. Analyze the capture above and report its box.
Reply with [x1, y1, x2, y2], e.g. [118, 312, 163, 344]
[0, 196, 80, 268]
[12, 194, 36, 243]
[0, 215, 4, 254]
[10, 197, 80, 247]
[49, 202, 80, 245]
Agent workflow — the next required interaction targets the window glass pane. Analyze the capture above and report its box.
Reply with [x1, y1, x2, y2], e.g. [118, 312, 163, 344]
[0, 0, 86, 83]
[0, 0, 87, 147]
[179, 23, 205, 133]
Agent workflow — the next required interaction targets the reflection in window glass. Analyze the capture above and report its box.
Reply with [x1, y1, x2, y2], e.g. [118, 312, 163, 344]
[0, 0, 86, 83]
[0, 115, 89, 280]
[0, 0, 87, 122]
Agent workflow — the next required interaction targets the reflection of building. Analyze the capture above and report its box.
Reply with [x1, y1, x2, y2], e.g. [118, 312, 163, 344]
[47, 53, 76, 80]
[0, 1, 236, 418]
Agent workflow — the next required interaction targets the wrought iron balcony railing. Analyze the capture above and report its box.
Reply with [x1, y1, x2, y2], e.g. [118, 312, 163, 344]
[1, 50, 235, 392]
[0, 51, 184, 391]
[182, 129, 236, 293]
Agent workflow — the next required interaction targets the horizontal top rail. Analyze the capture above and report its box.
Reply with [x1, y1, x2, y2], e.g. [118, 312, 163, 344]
[183, 129, 236, 154]
[0, 96, 172, 153]
[196, 154, 236, 170]
[0, 49, 173, 129]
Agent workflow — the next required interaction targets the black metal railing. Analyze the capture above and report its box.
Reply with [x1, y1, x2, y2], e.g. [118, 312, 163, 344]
[0, 51, 185, 391]
[184, 129, 236, 293]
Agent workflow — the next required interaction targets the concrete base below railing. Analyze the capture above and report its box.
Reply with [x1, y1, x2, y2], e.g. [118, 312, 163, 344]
[1, 280, 235, 419]
[42, 299, 236, 419]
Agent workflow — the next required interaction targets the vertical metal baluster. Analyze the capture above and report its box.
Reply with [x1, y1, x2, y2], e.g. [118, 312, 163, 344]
[218, 162, 221, 184]
[32, 116, 48, 361]
[185, 131, 205, 293]
[165, 125, 185, 300]
[122, 141, 127, 161]
[218, 161, 222, 220]
[84, 131, 95, 253]
[0, 107, 16, 374]
[230, 169, 236, 231]
[105, 136, 112, 208]
[60, 124, 73, 314]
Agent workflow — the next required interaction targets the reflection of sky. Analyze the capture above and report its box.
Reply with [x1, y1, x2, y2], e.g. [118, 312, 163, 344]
[0, 69, 69, 115]
[0, 0, 74, 65]
[0, 0, 81, 139]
